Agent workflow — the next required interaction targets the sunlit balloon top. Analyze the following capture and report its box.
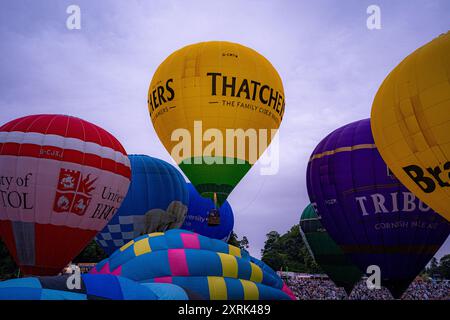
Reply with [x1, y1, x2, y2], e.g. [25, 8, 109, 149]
[371, 31, 450, 222]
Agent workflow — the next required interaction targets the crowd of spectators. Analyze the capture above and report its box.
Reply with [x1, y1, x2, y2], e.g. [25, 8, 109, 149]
[279, 272, 450, 300]
[402, 279, 450, 300]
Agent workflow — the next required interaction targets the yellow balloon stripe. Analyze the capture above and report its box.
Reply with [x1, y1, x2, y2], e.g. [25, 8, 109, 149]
[309, 143, 377, 161]
[240, 279, 259, 300]
[228, 245, 242, 258]
[133, 238, 151, 256]
[249, 263, 263, 283]
[207, 276, 228, 300]
[148, 232, 164, 238]
[217, 253, 238, 278]
[119, 240, 134, 252]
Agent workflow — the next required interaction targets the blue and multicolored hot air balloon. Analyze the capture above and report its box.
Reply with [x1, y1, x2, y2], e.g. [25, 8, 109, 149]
[96, 155, 189, 256]
[0, 274, 163, 300]
[181, 184, 234, 241]
[306, 118, 450, 298]
[90, 229, 296, 300]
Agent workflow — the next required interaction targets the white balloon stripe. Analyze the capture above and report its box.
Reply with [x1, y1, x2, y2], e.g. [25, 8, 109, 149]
[0, 131, 130, 168]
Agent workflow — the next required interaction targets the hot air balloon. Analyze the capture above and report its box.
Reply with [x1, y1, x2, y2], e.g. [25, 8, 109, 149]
[0, 274, 166, 300]
[306, 118, 450, 298]
[95, 155, 189, 256]
[181, 184, 234, 241]
[371, 31, 450, 221]
[0, 114, 131, 275]
[90, 229, 295, 300]
[299, 204, 362, 295]
[147, 41, 285, 207]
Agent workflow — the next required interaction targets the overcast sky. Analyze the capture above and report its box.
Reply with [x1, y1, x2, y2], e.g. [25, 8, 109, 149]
[1, 0, 449, 259]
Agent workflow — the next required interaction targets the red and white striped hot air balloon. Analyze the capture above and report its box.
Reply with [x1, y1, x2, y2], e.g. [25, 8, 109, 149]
[0, 114, 131, 275]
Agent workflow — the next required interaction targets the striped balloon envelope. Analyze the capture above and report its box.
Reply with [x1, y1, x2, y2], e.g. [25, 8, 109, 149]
[306, 118, 450, 298]
[90, 229, 295, 300]
[0, 274, 163, 300]
[0, 114, 131, 275]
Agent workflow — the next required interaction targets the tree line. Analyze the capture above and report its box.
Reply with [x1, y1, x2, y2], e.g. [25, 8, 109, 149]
[259, 224, 450, 280]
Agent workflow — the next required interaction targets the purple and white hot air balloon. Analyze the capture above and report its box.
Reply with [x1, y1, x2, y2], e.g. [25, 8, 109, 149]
[306, 118, 450, 298]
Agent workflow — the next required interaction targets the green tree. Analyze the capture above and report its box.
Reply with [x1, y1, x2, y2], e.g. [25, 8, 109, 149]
[261, 225, 320, 273]
[227, 231, 250, 250]
[0, 238, 19, 280]
[72, 241, 107, 263]
[261, 251, 285, 271]
[240, 236, 249, 250]
[261, 231, 280, 256]
[428, 257, 440, 277]
[439, 254, 450, 279]
[228, 231, 239, 247]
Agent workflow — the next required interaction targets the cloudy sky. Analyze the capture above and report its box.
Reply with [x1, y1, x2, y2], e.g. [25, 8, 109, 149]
[1, 0, 449, 259]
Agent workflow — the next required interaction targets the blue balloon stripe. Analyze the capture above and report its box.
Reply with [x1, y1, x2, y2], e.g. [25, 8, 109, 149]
[82, 274, 124, 300]
[120, 250, 171, 281]
[0, 275, 162, 300]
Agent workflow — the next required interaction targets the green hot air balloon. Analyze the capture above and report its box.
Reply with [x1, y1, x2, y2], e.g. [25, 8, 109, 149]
[299, 204, 362, 295]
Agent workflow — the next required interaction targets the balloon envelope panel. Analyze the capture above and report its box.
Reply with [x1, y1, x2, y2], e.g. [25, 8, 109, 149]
[96, 155, 189, 256]
[306, 118, 450, 298]
[148, 41, 285, 206]
[371, 32, 450, 221]
[300, 204, 362, 294]
[0, 114, 131, 275]
[141, 282, 189, 300]
[92, 229, 249, 275]
[0, 274, 160, 300]
[146, 276, 292, 300]
[90, 229, 295, 300]
[181, 184, 234, 241]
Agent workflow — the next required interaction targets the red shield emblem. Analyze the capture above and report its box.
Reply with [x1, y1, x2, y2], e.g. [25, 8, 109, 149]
[53, 169, 97, 216]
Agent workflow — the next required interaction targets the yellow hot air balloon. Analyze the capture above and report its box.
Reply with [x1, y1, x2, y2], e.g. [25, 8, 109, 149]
[371, 31, 450, 221]
[148, 41, 285, 206]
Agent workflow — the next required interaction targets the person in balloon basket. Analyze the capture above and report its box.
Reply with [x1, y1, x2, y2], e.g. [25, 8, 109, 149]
[206, 208, 221, 226]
